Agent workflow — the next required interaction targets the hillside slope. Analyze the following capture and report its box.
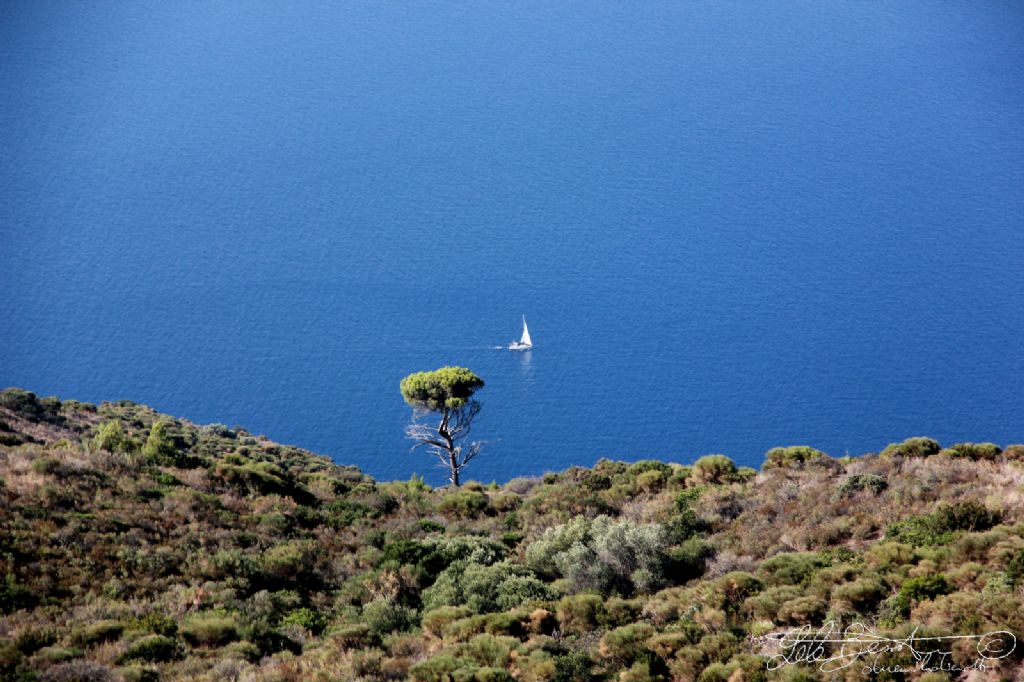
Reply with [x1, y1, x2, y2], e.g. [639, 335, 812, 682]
[1, 387, 1023, 681]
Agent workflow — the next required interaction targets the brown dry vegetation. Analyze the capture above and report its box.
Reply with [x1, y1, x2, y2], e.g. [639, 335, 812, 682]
[1, 388, 1023, 681]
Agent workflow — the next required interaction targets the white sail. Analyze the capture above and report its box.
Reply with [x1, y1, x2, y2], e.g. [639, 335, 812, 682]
[520, 317, 532, 347]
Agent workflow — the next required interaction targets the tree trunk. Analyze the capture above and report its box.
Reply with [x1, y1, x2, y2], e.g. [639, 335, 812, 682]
[439, 407, 460, 487]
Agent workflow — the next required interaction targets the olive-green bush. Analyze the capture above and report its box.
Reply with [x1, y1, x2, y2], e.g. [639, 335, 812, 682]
[880, 437, 941, 458]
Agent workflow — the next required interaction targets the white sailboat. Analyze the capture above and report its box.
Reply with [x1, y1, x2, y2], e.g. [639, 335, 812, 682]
[508, 316, 533, 351]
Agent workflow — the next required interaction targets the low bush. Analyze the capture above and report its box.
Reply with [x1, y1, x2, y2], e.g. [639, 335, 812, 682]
[70, 620, 125, 648]
[763, 446, 830, 470]
[691, 455, 741, 485]
[438, 489, 490, 518]
[329, 623, 380, 651]
[15, 627, 58, 655]
[117, 635, 183, 663]
[279, 607, 327, 635]
[525, 516, 672, 596]
[598, 622, 656, 663]
[886, 502, 1000, 546]
[408, 654, 480, 682]
[422, 560, 551, 614]
[880, 437, 941, 458]
[552, 651, 594, 682]
[555, 594, 605, 634]
[34, 646, 82, 664]
[832, 576, 886, 610]
[133, 611, 178, 637]
[1007, 549, 1024, 586]
[940, 442, 1002, 461]
[838, 473, 887, 496]
[362, 597, 418, 635]
[899, 574, 951, 603]
[777, 595, 828, 624]
[422, 606, 473, 638]
[0, 388, 43, 416]
[181, 613, 239, 647]
[760, 552, 825, 586]
[261, 540, 315, 580]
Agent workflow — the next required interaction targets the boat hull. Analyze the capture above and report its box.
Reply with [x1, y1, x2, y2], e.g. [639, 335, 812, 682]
[508, 343, 532, 351]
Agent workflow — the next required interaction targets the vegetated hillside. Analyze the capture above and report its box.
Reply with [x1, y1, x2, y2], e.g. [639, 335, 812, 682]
[1, 388, 1023, 682]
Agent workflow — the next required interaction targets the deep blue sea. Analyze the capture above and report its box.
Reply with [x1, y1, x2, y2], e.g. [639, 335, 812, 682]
[2, 2, 1023, 484]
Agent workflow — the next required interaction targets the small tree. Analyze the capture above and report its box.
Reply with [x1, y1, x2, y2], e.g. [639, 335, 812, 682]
[142, 420, 178, 466]
[400, 366, 485, 487]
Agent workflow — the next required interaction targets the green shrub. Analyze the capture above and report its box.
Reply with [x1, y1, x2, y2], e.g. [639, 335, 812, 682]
[525, 515, 671, 596]
[438, 489, 489, 518]
[691, 455, 740, 485]
[422, 560, 551, 614]
[629, 460, 673, 477]
[378, 539, 447, 581]
[117, 635, 183, 663]
[646, 630, 700, 659]
[461, 633, 521, 668]
[34, 646, 83, 664]
[552, 651, 594, 682]
[832, 576, 886, 610]
[329, 623, 380, 650]
[599, 622, 656, 663]
[418, 519, 445, 533]
[279, 607, 327, 635]
[885, 516, 951, 547]
[1007, 549, 1024, 586]
[635, 469, 666, 492]
[933, 501, 1000, 533]
[670, 537, 714, 581]
[707, 572, 763, 614]
[133, 611, 178, 637]
[0, 572, 37, 614]
[555, 593, 605, 634]
[940, 442, 1002, 461]
[886, 502, 1000, 546]
[141, 421, 179, 466]
[70, 620, 125, 648]
[15, 627, 58, 655]
[152, 471, 180, 486]
[760, 552, 825, 586]
[582, 473, 613, 491]
[763, 446, 830, 470]
[422, 606, 473, 638]
[32, 456, 62, 476]
[838, 473, 887, 496]
[181, 614, 239, 647]
[0, 388, 42, 416]
[408, 653, 478, 682]
[223, 640, 261, 663]
[602, 597, 643, 628]
[777, 596, 828, 624]
[742, 585, 802, 620]
[261, 541, 314, 579]
[215, 461, 296, 497]
[899, 574, 951, 603]
[92, 420, 138, 454]
[1004, 444, 1024, 462]
[362, 597, 417, 634]
[880, 437, 941, 458]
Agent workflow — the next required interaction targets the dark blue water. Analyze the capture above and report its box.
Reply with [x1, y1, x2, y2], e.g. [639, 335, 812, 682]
[3, 2, 1023, 484]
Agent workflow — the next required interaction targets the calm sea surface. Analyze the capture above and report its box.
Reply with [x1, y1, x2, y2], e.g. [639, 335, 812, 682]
[2, 2, 1023, 484]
